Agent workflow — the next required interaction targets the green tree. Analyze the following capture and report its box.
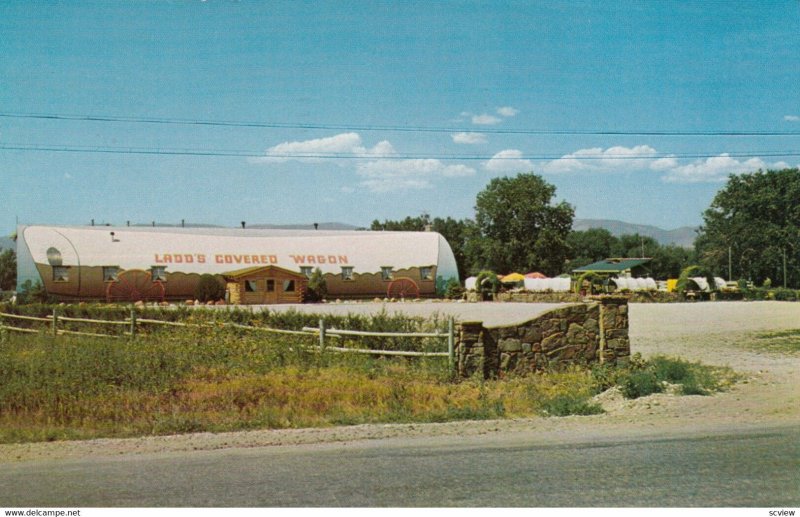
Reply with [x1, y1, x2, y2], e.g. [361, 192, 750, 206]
[305, 267, 328, 302]
[695, 168, 800, 287]
[0, 248, 15, 291]
[647, 244, 696, 280]
[16, 279, 50, 304]
[565, 228, 619, 271]
[471, 173, 574, 276]
[611, 233, 660, 258]
[195, 274, 225, 302]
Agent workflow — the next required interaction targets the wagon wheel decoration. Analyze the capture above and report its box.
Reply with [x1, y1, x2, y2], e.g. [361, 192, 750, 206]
[106, 269, 166, 303]
[387, 277, 420, 299]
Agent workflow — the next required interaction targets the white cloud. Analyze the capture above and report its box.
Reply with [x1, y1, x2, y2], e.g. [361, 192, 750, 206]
[64, 172, 73, 180]
[784, 115, 800, 122]
[357, 159, 476, 192]
[540, 145, 671, 174]
[253, 132, 395, 163]
[452, 132, 487, 144]
[650, 156, 679, 170]
[661, 154, 791, 183]
[471, 114, 502, 125]
[484, 149, 534, 173]
[497, 106, 519, 117]
[530, 144, 794, 183]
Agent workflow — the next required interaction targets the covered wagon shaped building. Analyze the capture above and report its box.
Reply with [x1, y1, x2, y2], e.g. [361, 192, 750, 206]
[15, 225, 459, 304]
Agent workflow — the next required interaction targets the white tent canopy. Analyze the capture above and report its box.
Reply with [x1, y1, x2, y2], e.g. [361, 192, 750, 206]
[465, 276, 478, 291]
[610, 277, 657, 291]
[689, 277, 727, 292]
[523, 277, 572, 292]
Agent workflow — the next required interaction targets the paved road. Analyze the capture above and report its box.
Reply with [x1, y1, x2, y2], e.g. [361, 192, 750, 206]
[1, 424, 797, 507]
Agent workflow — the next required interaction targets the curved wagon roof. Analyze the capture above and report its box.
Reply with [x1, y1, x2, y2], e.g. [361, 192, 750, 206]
[16, 225, 460, 289]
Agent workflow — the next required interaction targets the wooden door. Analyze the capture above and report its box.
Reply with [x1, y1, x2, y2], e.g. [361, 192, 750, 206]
[264, 278, 278, 304]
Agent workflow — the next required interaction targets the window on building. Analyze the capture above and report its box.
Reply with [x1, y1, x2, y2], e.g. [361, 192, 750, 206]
[266, 280, 275, 292]
[150, 266, 167, 282]
[420, 266, 433, 281]
[341, 266, 354, 281]
[300, 266, 313, 278]
[53, 266, 69, 282]
[245, 280, 258, 292]
[381, 266, 393, 281]
[102, 266, 119, 282]
[283, 280, 295, 292]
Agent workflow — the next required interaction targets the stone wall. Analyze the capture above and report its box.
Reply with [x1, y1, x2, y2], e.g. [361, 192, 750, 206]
[496, 291, 584, 303]
[456, 296, 629, 378]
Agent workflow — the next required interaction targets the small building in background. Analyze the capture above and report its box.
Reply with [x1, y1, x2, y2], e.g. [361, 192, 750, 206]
[223, 266, 308, 305]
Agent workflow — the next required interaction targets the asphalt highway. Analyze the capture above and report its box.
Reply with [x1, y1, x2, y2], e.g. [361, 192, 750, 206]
[1, 424, 798, 507]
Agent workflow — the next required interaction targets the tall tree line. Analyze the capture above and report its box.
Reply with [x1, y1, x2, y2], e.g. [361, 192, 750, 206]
[373, 168, 800, 286]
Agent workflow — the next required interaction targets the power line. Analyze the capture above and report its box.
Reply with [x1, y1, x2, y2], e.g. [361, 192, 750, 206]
[3, 142, 800, 160]
[2, 111, 800, 137]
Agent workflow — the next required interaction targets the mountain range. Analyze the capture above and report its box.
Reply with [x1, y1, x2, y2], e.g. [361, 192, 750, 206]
[1, 220, 697, 251]
[572, 219, 698, 248]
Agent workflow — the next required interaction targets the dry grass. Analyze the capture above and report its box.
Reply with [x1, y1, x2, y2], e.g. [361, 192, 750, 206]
[0, 320, 736, 444]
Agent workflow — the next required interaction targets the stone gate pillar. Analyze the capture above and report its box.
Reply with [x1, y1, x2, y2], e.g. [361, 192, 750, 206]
[456, 321, 487, 378]
[592, 295, 631, 365]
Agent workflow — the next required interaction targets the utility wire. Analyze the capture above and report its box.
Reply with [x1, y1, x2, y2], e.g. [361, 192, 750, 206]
[2, 112, 800, 136]
[3, 142, 800, 160]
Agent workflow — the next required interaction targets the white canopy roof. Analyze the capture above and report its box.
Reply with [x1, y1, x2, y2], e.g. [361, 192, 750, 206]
[18, 225, 459, 280]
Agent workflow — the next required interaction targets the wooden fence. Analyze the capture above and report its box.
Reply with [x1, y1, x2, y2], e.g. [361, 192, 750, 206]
[0, 310, 456, 367]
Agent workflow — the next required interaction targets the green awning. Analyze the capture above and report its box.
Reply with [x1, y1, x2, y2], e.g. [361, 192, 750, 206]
[572, 258, 651, 273]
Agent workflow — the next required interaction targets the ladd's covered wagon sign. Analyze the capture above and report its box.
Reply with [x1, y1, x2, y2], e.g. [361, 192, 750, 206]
[153, 253, 350, 266]
[16, 225, 458, 303]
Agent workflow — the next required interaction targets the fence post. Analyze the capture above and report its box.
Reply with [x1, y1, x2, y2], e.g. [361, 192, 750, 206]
[318, 318, 326, 352]
[52, 307, 58, 337]
[130, 308, 137, 339]
[447, 317, 455, 371]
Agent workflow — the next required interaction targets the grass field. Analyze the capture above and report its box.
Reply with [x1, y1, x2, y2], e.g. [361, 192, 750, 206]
[0, 307, 737, 444]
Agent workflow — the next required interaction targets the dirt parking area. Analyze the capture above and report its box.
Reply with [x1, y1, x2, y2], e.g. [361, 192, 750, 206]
[2, 301, 799, 463]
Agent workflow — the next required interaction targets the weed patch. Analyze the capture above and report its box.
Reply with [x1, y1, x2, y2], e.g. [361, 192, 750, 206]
[750, 330, 800, 354]
[539, 395, 604, 416]
[601, 354, 738, 400]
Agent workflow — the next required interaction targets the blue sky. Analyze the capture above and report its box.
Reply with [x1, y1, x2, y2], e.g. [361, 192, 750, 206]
[2, 1, 799, 237]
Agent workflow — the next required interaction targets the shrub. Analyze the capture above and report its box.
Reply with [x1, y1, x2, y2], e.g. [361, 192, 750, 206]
[573, 272, 602, 295]
[539, 394, 604, 416]
[590, 363, 623, 393]
[304, 268, 327, 302]
[444, 278, 464, 300]
[475, 270, 500, 300]
[618, 369, 663, 399]
[650, 356, 691, 383]
[16, 280, 52, 304]
[773, 288, 798, 301]
[194, 274, 226, 302]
